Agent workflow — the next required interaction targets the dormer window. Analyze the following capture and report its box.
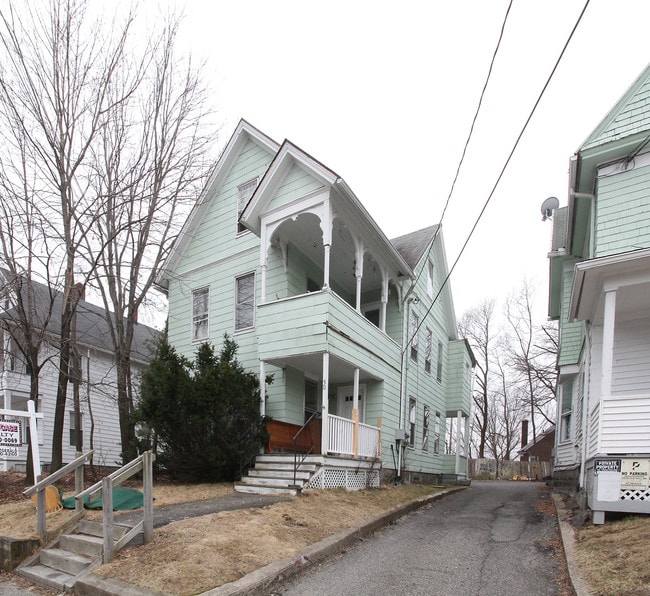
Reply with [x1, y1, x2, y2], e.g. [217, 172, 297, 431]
[237, 178, 258, 234]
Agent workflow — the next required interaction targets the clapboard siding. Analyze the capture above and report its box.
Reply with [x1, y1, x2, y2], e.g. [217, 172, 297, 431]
[612, 319, 650, 395]
[1, 342, 146, 471]
[596, 165, 650, 257]
[600, 395, 650, 453]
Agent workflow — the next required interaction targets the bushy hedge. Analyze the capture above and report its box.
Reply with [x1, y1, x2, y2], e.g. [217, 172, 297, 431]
[135, 335, 270, 482]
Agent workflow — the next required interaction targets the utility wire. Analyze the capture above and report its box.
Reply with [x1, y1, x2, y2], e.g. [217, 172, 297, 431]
[404, 0, 591, 355]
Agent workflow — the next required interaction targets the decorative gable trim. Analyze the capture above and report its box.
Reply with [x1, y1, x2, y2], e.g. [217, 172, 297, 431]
[240, 140, 338, 236]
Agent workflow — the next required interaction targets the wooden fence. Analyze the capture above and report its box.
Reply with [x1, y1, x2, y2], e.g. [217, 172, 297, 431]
[468, 458, 552, 481]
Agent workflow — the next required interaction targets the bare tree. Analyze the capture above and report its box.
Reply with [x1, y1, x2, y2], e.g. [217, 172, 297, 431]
[81, 16, 214, 462]
[459, 299, 497, 458]
[0, 0, 145, 471]
[504, 280, 558, 443]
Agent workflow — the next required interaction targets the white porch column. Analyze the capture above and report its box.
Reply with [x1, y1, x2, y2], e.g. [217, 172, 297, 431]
[321, 353, 330, 454]
[464, 415, 470, 458]
[380, 278, 389, 332]
[259, 361, 266, 417]
[455, 410, 462, 474]
[352, 368, 360, 457]
[260, 263, 267, 305]
[323, 244, 331, 289]
[601, 288, 617, 400]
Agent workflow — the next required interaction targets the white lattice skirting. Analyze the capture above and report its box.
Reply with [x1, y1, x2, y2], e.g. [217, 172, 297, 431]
[306, 467, 380, 490]
[620, 489, 650, 501]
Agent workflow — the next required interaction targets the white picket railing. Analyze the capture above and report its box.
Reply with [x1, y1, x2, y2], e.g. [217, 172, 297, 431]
[358, 421, 380, 458]
[326, 414, 380, 458]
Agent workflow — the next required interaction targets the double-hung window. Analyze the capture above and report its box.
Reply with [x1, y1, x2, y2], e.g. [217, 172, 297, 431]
[436, 341, 443, 382]
[410, 312, 419, 362]
[560, 381, 573, 441]
[408, 397, 416, 448]
[235, 273, 255, 331]
[422, 405, 430, 452]
[192, 287, 209, 341]
[426, 260, 434, 299]
[237, 178, 258, 234]
[434, 411, 441, 454]
[424, 329, 432, 373]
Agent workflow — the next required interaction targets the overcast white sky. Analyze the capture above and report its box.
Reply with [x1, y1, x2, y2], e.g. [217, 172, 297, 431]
[163, 0, 650, 321]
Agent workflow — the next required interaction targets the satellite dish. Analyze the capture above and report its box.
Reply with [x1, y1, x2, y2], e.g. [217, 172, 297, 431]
[540, 196, 559, 221]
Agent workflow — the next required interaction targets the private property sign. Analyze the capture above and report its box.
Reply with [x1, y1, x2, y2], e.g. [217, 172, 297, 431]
[0, 419, 21, 457]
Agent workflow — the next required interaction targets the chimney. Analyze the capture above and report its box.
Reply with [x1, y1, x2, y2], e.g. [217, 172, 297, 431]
[521, 420, 529, 449]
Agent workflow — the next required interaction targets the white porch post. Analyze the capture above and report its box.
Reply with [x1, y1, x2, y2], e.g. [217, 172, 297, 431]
[321, 353, 330, 454]
[455, 410, 462, 475]
[599, 288, 616, 455]
[380, 277, 389, 332]
[259, 361, 266, 417]
[323, 244, 331, 289]
[260, 263, 267, 305]
[352, 368, 360, 457]
[464, 415, 470, 458]
[601, 289, 616, 399]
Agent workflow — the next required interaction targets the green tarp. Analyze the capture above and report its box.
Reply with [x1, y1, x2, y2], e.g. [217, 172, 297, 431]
[61, 486, 144, 511]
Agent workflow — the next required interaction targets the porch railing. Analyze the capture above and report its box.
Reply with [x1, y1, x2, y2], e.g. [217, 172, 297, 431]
[327, 415, 381, 458]
[328, 414, 354, 455]
[358, 421, 380, 458]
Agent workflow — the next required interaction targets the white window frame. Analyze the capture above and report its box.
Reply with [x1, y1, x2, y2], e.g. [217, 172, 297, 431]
[560, 381, 573, 442]
[436, 341, 443, 382]
[192, 287, 210, 342]
[426, 260, 434, 299]
[422, 405, 430, 452]
[410, 312, 419, 362]
[424, 328, 432, 374]
[434, 411, 441, 454]
[408, 397, 416, 448]
[237, 178, 258, 234]
[235, 273, 255, 331]
[69, 410, 83, 447]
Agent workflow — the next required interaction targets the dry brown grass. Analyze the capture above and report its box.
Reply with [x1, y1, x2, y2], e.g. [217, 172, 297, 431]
[0, 475, 440, 595]
[575, 515, 650, 596]
[95, 484, 440, 595]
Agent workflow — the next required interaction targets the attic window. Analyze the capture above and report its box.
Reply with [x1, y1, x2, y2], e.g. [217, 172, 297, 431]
[237, 178, 258, 234]
[426, 260, 434, 299]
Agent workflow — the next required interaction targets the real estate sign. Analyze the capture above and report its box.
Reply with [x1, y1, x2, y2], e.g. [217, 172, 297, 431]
[0, 419, 21, 457]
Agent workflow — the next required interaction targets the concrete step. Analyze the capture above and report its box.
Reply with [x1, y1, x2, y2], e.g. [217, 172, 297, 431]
[39, 547, 94, 575]
[78, 519, 129, 540]
[254, 462, 318, 473]
[248, 469, 312, 480]
[18, 564, 76, 592]
[238, 475, 304, 488]
[59, 533, 104, 558]
[234, 483, 298, 496]
[256, 454, 322, 464]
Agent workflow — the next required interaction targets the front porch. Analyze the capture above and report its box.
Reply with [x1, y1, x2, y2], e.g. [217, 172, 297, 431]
[235, 453, 381, 495]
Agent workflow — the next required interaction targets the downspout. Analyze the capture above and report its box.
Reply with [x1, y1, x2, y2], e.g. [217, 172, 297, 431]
[397, 278, 417, 483]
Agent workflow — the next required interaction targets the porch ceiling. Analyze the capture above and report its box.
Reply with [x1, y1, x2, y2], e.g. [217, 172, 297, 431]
[264, 352, 381, 385]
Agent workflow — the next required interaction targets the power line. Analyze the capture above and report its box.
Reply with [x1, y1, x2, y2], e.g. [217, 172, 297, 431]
[404, 0, 592, 355]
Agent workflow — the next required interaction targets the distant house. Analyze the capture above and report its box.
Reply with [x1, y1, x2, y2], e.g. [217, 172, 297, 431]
[547, 63, 650, 523]
[0, 273, 159, 472]
[156, 119, 475, 492]
[518, 423, 555, 463]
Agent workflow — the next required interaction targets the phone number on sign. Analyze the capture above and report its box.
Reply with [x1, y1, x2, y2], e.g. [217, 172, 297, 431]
[0, 447, 18, 457]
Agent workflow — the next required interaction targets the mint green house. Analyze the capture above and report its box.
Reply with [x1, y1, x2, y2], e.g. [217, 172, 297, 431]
[548, 64, 650, 522]
[157, 120, 474, 493]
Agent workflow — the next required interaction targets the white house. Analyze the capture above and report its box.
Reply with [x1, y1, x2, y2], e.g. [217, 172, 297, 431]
[548, 63, 650, 523]
[0, 273, 159, 472]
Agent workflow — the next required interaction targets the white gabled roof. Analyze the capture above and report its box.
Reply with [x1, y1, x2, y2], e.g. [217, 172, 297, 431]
[156, 119, 279, 290]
